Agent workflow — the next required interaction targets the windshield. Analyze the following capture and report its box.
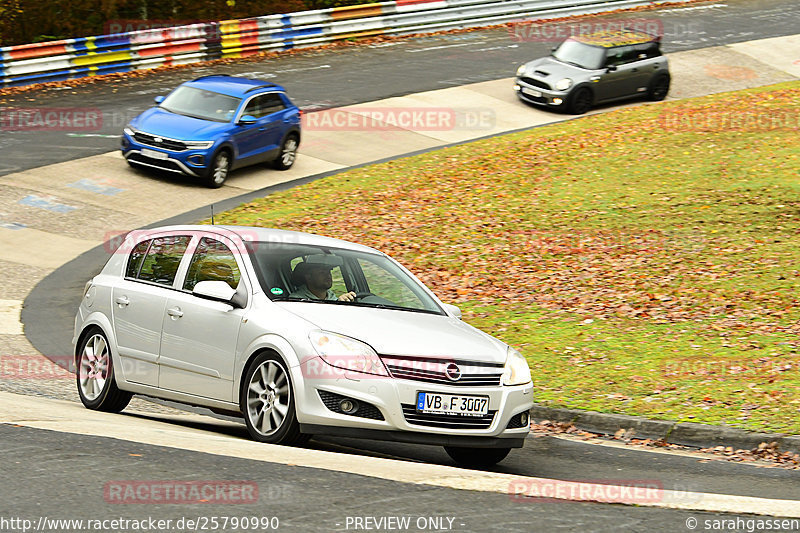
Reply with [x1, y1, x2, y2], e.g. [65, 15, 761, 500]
[160, 86, 241, 122]
[552, 39, 605, 70]
[246, 242, 444, 315]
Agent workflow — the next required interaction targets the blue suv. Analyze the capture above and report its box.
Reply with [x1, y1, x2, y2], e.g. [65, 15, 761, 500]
[122, 75, 301, 188]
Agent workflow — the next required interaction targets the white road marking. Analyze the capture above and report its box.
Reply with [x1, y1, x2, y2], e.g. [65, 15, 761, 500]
[407, 43, 475, 53]
[0, 300, 23, 335]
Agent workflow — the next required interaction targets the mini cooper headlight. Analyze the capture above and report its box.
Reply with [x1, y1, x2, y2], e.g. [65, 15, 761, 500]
[502, 346, 532, 386]
[309, 330, 388, 376]
[555, 78, 573, 91]
[516, 65, 527, 77]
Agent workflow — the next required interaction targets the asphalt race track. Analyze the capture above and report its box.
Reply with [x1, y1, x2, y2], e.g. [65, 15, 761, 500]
[1, 0, 799, 175]
[2, 0, 800, 531]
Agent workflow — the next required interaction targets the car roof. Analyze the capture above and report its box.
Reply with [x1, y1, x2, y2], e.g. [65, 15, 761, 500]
[571, 29, 659, 48]
[182, 75, 285, 98]
[134, 225, 381, 254]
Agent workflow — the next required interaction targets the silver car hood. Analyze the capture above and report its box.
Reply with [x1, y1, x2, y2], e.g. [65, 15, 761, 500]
[279, 303, 508, 363]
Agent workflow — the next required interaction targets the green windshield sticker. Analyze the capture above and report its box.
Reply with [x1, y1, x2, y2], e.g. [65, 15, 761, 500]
[270, 287, 284, 295]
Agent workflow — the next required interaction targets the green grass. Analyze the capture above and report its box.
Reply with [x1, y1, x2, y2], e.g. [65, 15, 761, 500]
[211, 81, 800, 434]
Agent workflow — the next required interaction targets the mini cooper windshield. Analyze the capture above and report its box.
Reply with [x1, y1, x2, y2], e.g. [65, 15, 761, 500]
[552, 39, 605, 70]
[160, 86, 241, 122]
[247, 242, 444, 315]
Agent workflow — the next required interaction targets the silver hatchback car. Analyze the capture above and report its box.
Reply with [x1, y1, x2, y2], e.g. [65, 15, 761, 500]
[73, 225, 533, 466]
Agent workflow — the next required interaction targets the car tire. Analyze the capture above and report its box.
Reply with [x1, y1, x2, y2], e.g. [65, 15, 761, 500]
[204, 149, 231, 188]
[241, 352, 309, 445]
[272, 133, 299, 170]
[567, 87, 593, 115]
[444, 446, 511, 467]
[76, 328, 132, 413]
[647, 74, 670, 101]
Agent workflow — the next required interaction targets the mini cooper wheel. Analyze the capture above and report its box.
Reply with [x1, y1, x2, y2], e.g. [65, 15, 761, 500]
[444, 446, 511, 467]
[205, 150, 231, 188]
[273, 134, 298, 170]
[76, 329, 132, 412]
[242, 353, 308, 445]
[567, 87, 593, 115]
[647, 74, 670, 101]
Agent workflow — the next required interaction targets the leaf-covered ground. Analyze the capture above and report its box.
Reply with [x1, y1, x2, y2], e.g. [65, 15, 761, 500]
[213, 81, 800, 434]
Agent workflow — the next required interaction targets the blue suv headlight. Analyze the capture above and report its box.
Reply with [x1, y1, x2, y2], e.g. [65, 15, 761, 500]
[184, 140, 214, 150]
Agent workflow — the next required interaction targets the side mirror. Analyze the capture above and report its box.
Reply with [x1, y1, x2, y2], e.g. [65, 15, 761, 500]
[442, 303, 462, 319]
[154, 95, 165, 105]
[606, 65, 617, 72]
[238, 114, 257, 125]
[193, 280, 238, 306]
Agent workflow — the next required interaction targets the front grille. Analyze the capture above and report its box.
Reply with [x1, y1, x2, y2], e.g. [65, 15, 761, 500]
[133, 131, 187, 151]
[519, 93, 547, 104]
[318, 390, 384, 421]
[381, 356, 503, 387]
[519, 76, 551, 90]
[402, 404, 496, 429]
[506, 410, 530, 429]
[127, 152, 185, 174]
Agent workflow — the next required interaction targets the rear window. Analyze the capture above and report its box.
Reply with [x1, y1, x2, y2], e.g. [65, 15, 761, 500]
[135, 236, 191, 287]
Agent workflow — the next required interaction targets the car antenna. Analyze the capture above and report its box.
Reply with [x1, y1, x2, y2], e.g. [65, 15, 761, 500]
[211, 204, 215, 225]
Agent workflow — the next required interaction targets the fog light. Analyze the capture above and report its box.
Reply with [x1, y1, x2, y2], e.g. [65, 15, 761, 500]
[513, 84, 520, 92]
[339, 399, 359, 414]
[553, 98, 563, 105]
[520, 411, 529, 426]
[187, 154, 205, 166]
[121, 137, 129, 149]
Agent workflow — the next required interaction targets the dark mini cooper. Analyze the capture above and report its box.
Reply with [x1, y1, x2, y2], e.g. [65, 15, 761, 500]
[514, 29, 670, 114]
[122, 75, 301, 188]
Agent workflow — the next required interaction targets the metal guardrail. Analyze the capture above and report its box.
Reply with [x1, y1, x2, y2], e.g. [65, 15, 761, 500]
[0, 0, 666, 88]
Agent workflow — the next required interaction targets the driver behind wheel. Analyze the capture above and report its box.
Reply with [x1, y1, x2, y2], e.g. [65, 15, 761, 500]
[290, 257, 355, 302]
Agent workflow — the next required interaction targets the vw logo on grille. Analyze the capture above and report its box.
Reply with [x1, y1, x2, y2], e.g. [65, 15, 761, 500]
[445, 363, 461, 381]
[153, 137, 163, 143]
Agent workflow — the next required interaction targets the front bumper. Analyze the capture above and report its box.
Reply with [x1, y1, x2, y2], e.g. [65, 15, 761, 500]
[121, 130, 212, 177]
[514, 78, 570, 109]
[293, 357, 533, 447]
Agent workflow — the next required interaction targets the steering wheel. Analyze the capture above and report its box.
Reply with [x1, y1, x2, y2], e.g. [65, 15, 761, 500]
[353, 291, 373, 300]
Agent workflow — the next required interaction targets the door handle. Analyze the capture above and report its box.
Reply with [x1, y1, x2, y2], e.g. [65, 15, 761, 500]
[258, 127, 266, 131]
[115, 296, 130, 307]
[631, 68, 638, 72]
[167, 307, 184, 318]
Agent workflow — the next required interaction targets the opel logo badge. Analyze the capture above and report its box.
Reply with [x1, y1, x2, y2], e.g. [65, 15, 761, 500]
[445, 363, 461, 381]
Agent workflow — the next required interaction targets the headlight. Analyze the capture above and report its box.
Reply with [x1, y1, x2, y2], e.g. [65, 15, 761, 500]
[502, 346, 532, 386]
[516, 65, 527, 77]
[309, 330, 388, 376]
[123, 127, 134, 136]
[555, 78, 573, 91]
[184, 140, 214, 149]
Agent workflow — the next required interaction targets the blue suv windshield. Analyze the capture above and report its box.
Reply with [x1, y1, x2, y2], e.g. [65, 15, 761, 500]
[160, 86, 241, 123]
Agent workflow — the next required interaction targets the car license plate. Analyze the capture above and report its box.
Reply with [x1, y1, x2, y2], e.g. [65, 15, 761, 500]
[522, 87, 542, 98]
[141, 148, 168, 160]
[416, 392, 489, 416]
